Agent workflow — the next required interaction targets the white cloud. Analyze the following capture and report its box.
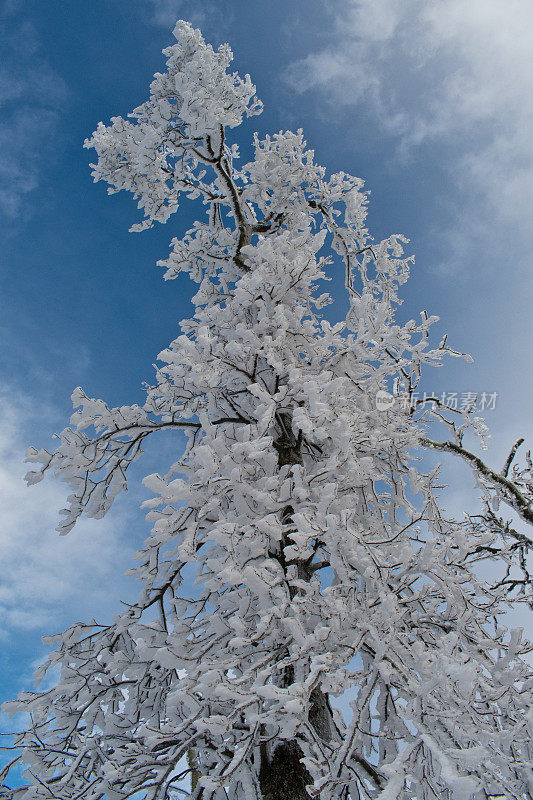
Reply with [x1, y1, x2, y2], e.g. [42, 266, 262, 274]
[143, 0, 216, 30]
[0, 391, 139, 638]
[0, 108, 59, 219]
[0, 18, 67, 221]
[146, 0, 185, 27]
[285, 0, 533, 240]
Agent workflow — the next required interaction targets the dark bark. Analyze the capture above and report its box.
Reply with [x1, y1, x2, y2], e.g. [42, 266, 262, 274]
[273, 411, 304, 469]
[259, 410, 333, 800]
[259, 741, 313, 800]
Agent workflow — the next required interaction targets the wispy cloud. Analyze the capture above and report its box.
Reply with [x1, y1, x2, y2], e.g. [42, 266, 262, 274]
[0, 391, 139, 639]
[146, 0, 188, 27]
[142, 0, 217, 30]
[284, 0, 533, 246]
[0, 15, 67, 221]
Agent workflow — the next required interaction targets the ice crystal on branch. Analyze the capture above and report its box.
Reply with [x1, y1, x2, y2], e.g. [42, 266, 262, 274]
[3, 20, 533, 800]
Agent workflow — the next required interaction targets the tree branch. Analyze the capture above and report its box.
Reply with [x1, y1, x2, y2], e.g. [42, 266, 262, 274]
[420, 436, 533, 527]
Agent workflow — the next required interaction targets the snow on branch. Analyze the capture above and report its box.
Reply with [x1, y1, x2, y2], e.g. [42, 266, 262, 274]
[5, 18, 533, 800]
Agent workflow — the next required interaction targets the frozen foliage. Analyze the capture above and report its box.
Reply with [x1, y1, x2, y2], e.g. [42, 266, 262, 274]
[4, 20, 533, 800]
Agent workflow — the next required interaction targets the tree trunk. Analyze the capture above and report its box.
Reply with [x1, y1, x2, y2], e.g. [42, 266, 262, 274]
[258, 411, 333, 800]
[259, 740, 313, 800]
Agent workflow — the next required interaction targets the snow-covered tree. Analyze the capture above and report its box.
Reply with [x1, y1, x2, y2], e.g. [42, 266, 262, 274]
[4, 21, 533, 800]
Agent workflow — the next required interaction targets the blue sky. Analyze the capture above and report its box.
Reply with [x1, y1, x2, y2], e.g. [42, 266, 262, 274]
[2, 0, 533, 764]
